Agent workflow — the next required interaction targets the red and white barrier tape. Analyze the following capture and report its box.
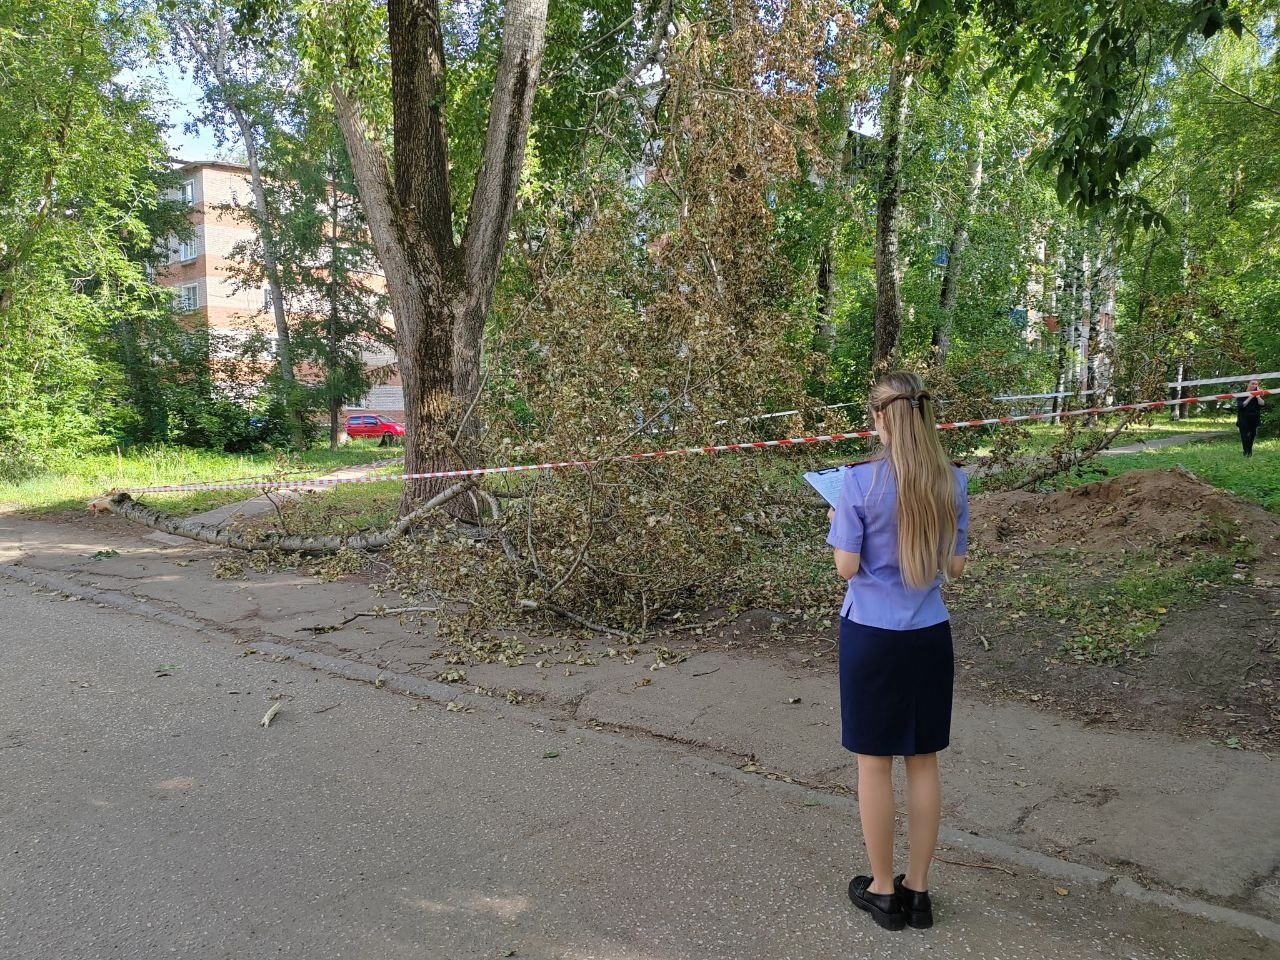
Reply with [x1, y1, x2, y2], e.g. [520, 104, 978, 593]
[114, 388, 1272, 495]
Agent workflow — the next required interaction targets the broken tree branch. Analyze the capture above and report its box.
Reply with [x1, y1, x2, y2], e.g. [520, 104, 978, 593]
[297, 605, 442, 635]
[518, 598, 631, 638]
[934, 855, 1016, 876]
[91, 482, 472, 555]
[1003, 412, 1139, 492]
[260, 702, 282, 728]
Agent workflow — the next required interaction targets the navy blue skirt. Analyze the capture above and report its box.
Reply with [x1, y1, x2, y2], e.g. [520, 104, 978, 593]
[839, 617, 954, 756]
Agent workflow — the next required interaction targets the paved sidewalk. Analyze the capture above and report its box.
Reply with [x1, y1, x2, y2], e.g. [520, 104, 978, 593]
[6, 577, 1275, 959]
[1103, 431, 1232, 454]
[963, 430, 1233, 478]
[2, 509, 1278, 931]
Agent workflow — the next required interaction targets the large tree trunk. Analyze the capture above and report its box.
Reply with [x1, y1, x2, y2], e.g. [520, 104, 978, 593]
[332, 0, 549, 519]
[872, 62, 911, 369]
[95, 485, 471, 554]
[932, 121, 984, 364]
[451, 304, 487, 443]
[332, 84, 454, 514]
[397, 289, 462, 509]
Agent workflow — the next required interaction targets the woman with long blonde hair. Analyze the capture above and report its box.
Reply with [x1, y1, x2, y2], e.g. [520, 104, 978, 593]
[826, 371, 969, 932]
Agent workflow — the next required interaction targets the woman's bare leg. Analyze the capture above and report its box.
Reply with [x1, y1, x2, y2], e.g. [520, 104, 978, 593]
[855, 753, 896, 894]
[904, 752, 941, 891]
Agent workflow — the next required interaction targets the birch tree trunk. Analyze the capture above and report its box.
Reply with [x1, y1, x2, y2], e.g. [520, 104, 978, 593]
[872, 62, 912, 368]
[932, 122, 984, 364]
[1084, 254, 1101, 425]
[234, 111, 296, 393]
[327, 164, 342, 452]
[1051, 265, 1076, 419]
[172, 16, 298, 417]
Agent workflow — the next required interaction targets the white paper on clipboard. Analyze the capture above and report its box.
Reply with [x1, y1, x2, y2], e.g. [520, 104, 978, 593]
[803, 466, 846, 508]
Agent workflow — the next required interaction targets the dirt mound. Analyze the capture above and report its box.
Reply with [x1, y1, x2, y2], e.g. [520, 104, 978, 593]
[972, 467, 1280, 557]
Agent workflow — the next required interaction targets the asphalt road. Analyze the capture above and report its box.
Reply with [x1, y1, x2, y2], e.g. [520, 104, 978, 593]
[0, 576, 1273, 960]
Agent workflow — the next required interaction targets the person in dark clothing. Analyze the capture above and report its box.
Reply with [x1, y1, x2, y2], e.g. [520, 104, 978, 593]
[1237, 378, 1265, 457]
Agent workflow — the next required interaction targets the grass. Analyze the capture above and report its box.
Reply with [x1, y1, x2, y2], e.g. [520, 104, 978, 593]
[969, 412, 1235, 457]
[236, 480, 405, 538]
[0, 442, 400, 516]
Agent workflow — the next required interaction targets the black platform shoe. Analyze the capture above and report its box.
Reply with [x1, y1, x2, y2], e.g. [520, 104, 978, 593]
[847, 875, 905, 931]
[894, 874, 934, 929]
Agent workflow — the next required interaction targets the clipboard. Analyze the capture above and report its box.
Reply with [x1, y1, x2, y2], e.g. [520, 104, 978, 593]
[803, 466, 846, 508]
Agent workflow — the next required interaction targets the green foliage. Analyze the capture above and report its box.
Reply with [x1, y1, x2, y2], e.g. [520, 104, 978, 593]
[223, 92, 392, 442]
[0, 0, 176, 479]
[1116, 26, 1280, 375]
[895, 0, 1244, 227]
[386, 5, 856, 630]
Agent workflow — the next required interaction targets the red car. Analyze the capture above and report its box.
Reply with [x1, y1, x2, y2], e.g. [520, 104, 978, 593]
[345, 414, 405, 445]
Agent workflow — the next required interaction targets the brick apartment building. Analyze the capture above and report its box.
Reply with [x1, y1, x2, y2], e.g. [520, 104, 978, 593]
[155, 160, 405, 419]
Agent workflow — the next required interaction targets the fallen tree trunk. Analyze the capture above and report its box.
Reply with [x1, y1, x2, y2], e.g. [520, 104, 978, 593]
[1002, 413, 1139, 492]
[91, 483, 472, 555]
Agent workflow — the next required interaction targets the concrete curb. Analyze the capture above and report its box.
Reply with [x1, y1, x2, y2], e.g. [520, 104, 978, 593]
[1110, 878, 1280, 944]
[4, 559, 1278, 945]
[1, 562, 243, 645]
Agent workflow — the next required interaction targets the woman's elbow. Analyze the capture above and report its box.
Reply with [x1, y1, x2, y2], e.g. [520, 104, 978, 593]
[947, 556, 967, 579]
[834, 550, 860, 580]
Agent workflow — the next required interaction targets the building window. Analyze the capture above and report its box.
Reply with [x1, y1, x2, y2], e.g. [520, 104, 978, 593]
[177, 237, 197, 262]
[181, 179, 195, 205]
[178, 284, 199, 312]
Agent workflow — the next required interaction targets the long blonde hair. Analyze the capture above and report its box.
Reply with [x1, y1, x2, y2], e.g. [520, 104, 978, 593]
[871, 372, 959, 589]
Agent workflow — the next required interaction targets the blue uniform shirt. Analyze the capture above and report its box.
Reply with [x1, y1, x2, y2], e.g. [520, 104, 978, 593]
[826, 460, 969, 630]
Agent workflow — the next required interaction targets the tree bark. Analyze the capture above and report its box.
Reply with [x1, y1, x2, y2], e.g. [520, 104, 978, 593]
[175, 18, 298, 417]
[454, 0, 549, 426]
[1051, 328, 1068, 419]
[1172, 358, 1189, 421]
[932, 121, 984, 364]
[94, 484, 471, 554]
[814, 95, 852, 351]
[815, 242, 837, 349]
[1051, 263, 1076, 419]
[872, 62, 912, 369]
[331, 0, 548, 518]
[327, 165, 342, 452]
[235, 114, 295, 390]
[1084, 284, 1101, 425]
